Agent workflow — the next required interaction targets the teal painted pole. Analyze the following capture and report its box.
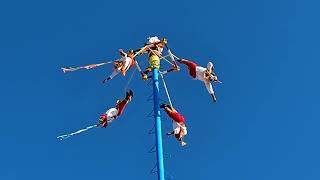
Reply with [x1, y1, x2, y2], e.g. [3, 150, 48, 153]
[152, 68, 165, 180]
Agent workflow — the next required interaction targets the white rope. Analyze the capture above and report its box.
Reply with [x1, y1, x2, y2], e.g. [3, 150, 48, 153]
[159, 70, 170, 76]
[132, 46, 147, 58]
[160, 72, 185, 128]
[167, 49, 176, 63]
[123, 67, 137, 93]
[146, 46, 174, 66]
[162, 56, 175, 66]
[132, 46, 170, 73]
[158, 54, 173, 66]
[159, 54, 170, 60]
[132, 45, 148, 73]
[172, 54, 180, 60]
[159, 72, 173, 109]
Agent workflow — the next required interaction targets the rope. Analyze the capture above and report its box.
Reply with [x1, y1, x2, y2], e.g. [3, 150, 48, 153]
[132, 45, 149, 74]
[160, 71, 188, 130]
[132, 46, 147, 58]
[165, 44, 178, 67]
[123, 67, 137, 93]
[159, 72, 173, 109]
[146, 46, 174, 66]
[162, 57, 175, 66]
[172, 54, 180, 59]
[159, 54, 170, 60]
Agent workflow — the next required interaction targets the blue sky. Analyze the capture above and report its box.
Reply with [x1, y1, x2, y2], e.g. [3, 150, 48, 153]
[0, 0, 319, 179]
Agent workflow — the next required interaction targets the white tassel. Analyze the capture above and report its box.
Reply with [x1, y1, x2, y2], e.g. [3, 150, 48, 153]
[57, 124, 98, 140]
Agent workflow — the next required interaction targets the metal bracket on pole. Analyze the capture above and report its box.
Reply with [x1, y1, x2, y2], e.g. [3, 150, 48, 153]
[150, 164, 158, 175]
[148, 144, 157, 153]
[147, 94, 154, 102]
[147, 110, 154, 118]
[148, 123, 156, 134]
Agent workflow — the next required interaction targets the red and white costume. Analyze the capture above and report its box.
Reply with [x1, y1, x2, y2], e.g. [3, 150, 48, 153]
[146, 36, 164, 54]
[100, 98, 130, 128]
[180, 59, 214, 95]
[167, 110, 187, 136]
[107, 50, 135, 80]
[100, 108, 118, 124]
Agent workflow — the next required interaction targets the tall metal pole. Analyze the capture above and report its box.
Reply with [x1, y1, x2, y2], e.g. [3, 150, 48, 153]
[152, 68, 165, 180]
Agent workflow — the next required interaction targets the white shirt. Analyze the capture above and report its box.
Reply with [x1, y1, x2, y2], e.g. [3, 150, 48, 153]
[117, 52, 132, 70]
[121, 56, 133, 71]
[109, 56, 132, 79]
[195, 66, 214, 94]
[105, 108, 119, 122]
[146, 36, 163, 54]
[173, 122, 187, 135]
[147, 36, 160, 44]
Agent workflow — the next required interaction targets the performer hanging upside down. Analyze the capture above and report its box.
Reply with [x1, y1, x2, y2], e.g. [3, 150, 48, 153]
[98, 90, 133, 128]
[177, 59, 219, 102]
[103, 49, 135, 83]
[160, 103, 187, 146]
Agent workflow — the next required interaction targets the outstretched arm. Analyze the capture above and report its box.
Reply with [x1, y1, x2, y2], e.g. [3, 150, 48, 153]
[139, 42, 164, 56]
[102, 69, 120, 83]
[119, 49, 127, 57]
[133, 46, 148, 55]
[166, 131, 174, 136]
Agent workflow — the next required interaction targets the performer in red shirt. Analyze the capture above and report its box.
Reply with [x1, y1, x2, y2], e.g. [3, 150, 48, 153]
[160, 104, 187, 146]
[98, 90, 133, 128]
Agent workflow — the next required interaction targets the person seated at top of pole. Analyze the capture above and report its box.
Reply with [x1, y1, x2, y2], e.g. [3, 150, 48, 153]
[134, 36, 167, 80]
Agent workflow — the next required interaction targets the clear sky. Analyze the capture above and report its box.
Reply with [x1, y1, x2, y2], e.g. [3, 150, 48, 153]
[0, 0, 318, 179]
